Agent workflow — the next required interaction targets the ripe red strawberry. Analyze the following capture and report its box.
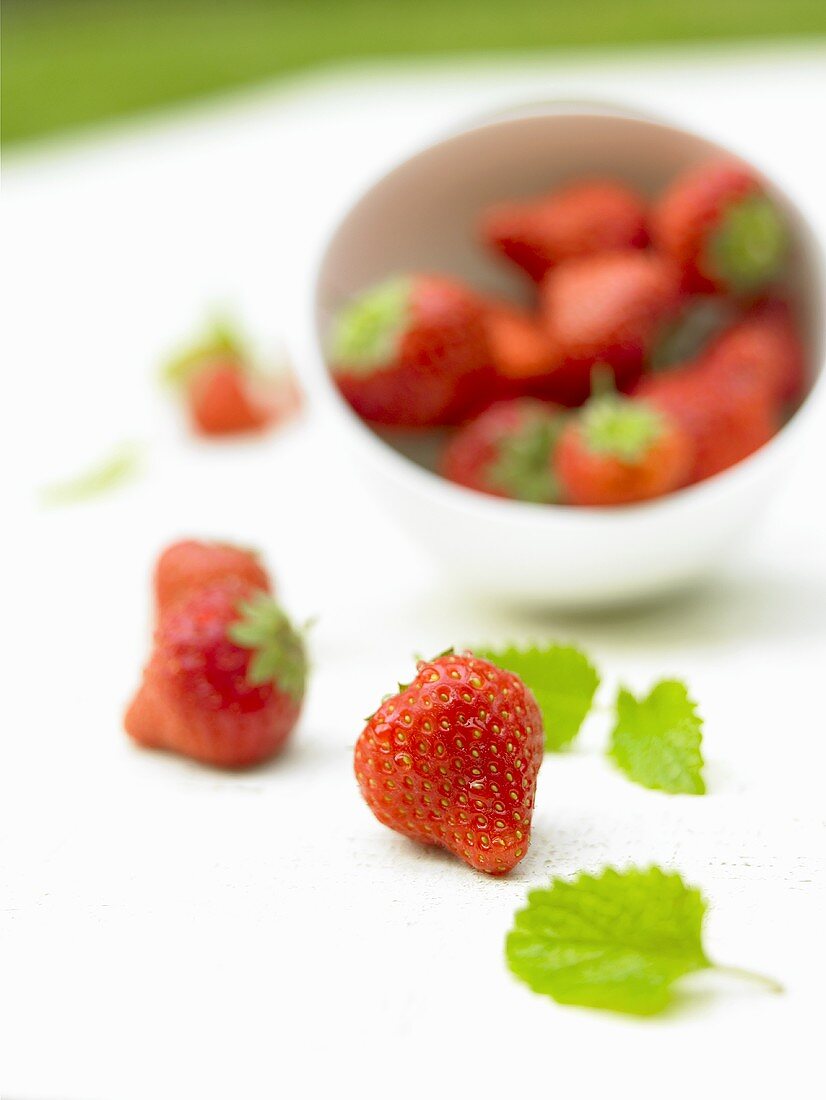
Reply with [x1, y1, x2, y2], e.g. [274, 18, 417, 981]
[154, 539, 271, 618]
[555, 394, 692, 505]
[330, 275, 492, 427]
[635, 361, 778, 485]
[702, 298, 806, 405]
[442, 398, 567, 502]
[163, 318, 302, 438]
[354, 652, 544, 874]
[187, 362, 275, 436]
[481, 180, 648, 282]
[483, 302, 561, 399]
[541, 251, 682, 402]
[652, 159, 788, 294]
[125, 578, 306, 768]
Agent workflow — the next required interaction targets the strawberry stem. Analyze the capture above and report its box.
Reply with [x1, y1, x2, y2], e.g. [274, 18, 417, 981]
[713, 963, 784, 994]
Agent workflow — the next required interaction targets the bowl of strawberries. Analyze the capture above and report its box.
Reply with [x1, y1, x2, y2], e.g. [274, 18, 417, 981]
[305, 102, 824, 606]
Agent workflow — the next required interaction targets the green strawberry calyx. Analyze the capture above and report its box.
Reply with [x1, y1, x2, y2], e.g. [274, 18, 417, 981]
[706, 193, 787, 293]
[227, 592, 307, 698]
[330, 276, 412, 374]
[489, 411, 567, 503]
[162, 316, 247, 389]
[581, 396, 664, 463]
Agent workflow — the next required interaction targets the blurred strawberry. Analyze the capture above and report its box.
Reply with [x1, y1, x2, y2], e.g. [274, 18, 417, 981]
[652, 159, 788, 294]
[481, 180, 648, 283]
[541, 251, 682, 404]
[125, 578, 306, 768]
[442, 398, 567, 502]
[163, 318, 301, 438]
[330, 275, 492, 427]
[555, 394, 691, 505]
[483, 302, 561, 399]
[187, 363, 272, 435]
[635, 360, 778, 485]
[702, 298, 806, 405]
[154, 539, 271, 618]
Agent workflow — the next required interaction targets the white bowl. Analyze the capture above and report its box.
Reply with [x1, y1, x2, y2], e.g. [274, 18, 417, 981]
[299, 102, 825, 608]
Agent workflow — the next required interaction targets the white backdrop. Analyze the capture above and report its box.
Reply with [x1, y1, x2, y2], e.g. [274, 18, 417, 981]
[3, 47, 826, 1100]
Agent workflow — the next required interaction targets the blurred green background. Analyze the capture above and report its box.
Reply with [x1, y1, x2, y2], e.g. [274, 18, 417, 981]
[4, 0, 826, 146]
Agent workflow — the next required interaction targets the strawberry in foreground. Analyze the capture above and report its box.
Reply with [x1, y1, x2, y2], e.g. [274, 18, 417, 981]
[330, 275, 491, 427]
[481, 180, 648, 283]
[125, 578, 306, 768]
[164, 318, 301, 438]
[354, 652, 544, 874]
[541, 251, 682, 404]
[556, 393, 692, 505]
[442, 399, 567, 503]
[636, 360, 777, 485]
[154, 539, 271, 618]
[652, 159, 788, 294]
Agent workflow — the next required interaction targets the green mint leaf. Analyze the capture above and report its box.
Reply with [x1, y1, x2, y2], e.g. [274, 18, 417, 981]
[609, 679, 705, 794]
[40, 442, 142, 506]
[506, 866, 711, 1015]
[227, 592, 307, 699]
[507, 866, 781, 1015]
[161, 315, 246, 388]
[476, 644, 599, 751]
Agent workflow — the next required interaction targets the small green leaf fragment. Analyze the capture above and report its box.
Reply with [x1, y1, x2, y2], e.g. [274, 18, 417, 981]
[476, 643, 599, 750]
[40, 442, 142, 506]
[506, 866, 712, 1015]
[609, 679, 705, 794]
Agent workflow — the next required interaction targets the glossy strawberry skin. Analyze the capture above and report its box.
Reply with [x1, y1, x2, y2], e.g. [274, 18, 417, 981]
[481, 180, 648, 283]
[154, 539, 271, 619]
[555, 411, 691, 506]
[635, 362, 778, 485]
[541, 251, 682, 404]
[187, 360, 273, 436]
[125, 579, 303, 768]
[354, 653, 544, 874]
[702, 298, 806, 405]
[333, 276, 492, 428]
[652, 160, 761, 293]
[442, 398, 565, 502]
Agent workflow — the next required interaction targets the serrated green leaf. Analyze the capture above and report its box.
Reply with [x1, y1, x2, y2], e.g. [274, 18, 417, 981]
[39, 442, 142, 506]
[507, 866, 782, 1015]
[609, 679, 705, 794]
[476, 644, 599, 751]
[227, 592, 307, 698]
[506, 866, 711, 1015]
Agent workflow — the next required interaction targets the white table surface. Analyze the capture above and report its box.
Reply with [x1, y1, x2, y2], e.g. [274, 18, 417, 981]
[3, 46, 826, 1100]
